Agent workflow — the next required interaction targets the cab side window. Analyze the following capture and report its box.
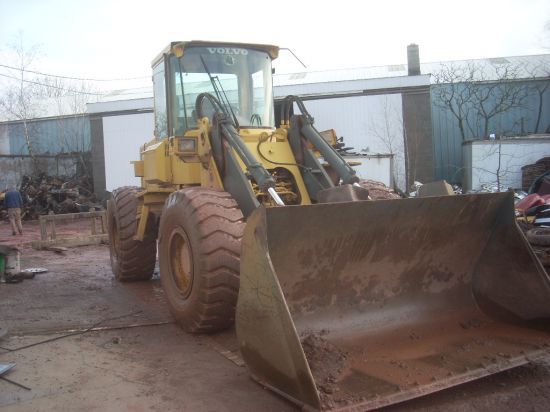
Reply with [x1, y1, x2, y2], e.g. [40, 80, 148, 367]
[153, 60, 168, 139]
[170, 55, 188, 135]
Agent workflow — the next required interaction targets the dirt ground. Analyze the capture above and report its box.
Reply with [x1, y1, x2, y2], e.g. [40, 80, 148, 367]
[1, 220, 550, 411]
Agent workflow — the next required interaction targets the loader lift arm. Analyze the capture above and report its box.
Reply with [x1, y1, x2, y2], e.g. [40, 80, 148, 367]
[281, 95, 362, 202]
[196, 92, 284, 213]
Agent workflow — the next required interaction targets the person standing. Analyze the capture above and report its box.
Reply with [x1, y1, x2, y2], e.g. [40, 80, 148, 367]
[5, 186, 23, 236]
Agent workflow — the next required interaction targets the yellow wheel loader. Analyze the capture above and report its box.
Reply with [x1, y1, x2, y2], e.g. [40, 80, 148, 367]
[107, 41, 550, 411]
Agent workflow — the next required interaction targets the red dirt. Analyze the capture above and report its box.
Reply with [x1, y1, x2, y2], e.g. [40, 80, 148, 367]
[1, 219, 550, 411]
[0, 219, 93, 250]
[0, 220, 294, 412]
[301, 333, 356, 410]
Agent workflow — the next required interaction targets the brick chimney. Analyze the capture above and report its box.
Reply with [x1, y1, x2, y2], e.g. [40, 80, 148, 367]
[407, 44, 421, 76]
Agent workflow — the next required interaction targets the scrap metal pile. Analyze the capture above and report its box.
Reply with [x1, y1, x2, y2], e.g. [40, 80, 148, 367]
[1, 173, 100, 221]
[515, 164, 550, 267]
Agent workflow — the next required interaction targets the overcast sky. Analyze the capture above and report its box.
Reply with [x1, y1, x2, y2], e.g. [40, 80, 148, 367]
[0, 0, 548, 92]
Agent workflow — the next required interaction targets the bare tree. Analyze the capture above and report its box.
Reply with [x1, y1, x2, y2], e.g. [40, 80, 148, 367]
[432, 61, 529, 140]
[524, 62, 550, 134]
[471, 64, 527, 138]
[1, 34, 99, 171]
[0, 33, 43, 166]
[470, 139, 535, 192]
[37, 76, 98, 153]
[475, 141, 506, 190]
[365, 95, 406, 190]
[432, 63, 476, 141]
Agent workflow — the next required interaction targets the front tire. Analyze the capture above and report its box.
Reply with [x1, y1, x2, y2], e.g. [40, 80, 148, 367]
[158, 187, 244, 333]
[107, 186, 157, 281]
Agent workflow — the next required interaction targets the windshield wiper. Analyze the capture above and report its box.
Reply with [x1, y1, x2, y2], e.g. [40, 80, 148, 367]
[200, 55, 240, 129]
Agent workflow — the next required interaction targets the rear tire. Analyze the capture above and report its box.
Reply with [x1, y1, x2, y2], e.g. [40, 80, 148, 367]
[107, 186, 157, 281]
[158, 187, 244, 333]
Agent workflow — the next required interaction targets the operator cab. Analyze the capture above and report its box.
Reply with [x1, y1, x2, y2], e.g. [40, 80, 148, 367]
[152, 41, 278, 139]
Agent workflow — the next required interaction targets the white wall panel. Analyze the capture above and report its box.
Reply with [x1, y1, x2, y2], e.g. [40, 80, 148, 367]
[463, 138, 550, 191]
[103, 113, 154, 191]
[99, 95, 405, 192]
[346, 155, 394, 187]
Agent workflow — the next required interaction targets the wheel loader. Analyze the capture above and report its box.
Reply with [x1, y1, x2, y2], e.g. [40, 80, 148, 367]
[107, 40, 550, 411]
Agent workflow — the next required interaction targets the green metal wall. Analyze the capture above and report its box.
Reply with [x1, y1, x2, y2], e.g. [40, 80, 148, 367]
[5, 115, 90, 155]
[431, 79, 550, 183]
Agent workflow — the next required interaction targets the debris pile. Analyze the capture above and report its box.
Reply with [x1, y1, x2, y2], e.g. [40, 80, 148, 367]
[516, 165, 550, 267]
[410, 180, 462, 197]
[521, 157, 550, 191]
[300, 332, 354, 409]
[1, 173, 101, 220]
[515, 170, 550, 227]
[360, 179, 402, 200]
[333, 137, 360, 156]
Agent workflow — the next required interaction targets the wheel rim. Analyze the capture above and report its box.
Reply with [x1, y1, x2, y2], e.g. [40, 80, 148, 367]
[168, 228, 193, 298]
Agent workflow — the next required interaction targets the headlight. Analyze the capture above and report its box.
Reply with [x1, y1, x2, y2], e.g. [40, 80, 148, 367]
[177, 137, 197, 153]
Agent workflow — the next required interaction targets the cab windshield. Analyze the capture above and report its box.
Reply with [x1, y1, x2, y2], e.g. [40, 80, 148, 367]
[169, 46, 274, 134]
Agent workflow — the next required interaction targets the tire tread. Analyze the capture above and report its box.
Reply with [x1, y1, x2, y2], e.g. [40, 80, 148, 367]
[159, 187, 244, 333]
[108, 186, 157, 281]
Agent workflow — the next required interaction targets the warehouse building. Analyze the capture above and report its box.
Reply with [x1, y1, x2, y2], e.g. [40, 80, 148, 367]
[88, 45, 434, 197]
[2, 48, 549, 195]
[88, 48, 550, 197]
[88, 64, 431, 197]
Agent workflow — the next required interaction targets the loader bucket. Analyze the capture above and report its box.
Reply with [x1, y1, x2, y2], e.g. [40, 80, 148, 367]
[236, 192, 550, 411]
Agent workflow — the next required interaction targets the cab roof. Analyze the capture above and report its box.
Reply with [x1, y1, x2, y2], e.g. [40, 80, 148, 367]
[152, 40, 279, 67]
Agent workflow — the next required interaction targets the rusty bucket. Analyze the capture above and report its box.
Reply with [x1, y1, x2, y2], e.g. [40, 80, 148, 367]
[236, 192, 550, 411]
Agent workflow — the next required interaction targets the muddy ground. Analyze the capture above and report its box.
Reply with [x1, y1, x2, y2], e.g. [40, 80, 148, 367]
[1, 220, 550, 411]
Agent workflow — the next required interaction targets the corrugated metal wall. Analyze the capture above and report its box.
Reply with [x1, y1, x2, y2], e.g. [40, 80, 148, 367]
[0, 155, 84, 189]
[4, 115, 90, 155]
[431, 79, 550, 182]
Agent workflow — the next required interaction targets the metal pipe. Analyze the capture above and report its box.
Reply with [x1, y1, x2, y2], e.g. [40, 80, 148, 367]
[267, 187, 285, 206]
